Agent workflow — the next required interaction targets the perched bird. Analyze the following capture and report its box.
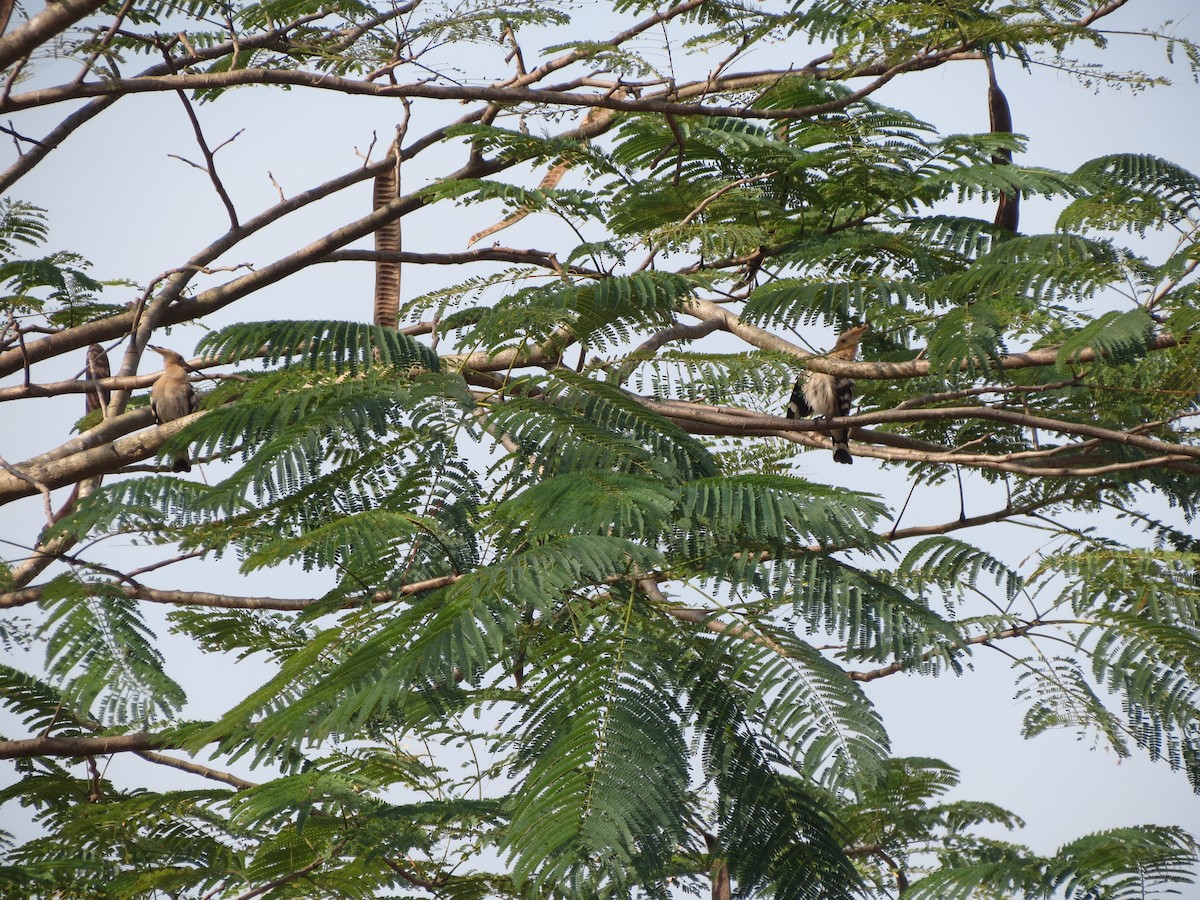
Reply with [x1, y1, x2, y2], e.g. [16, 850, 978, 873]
[84, 343, 111, 419]
[786, 322, 870, 465]
[147, 345, 197, 472]
[986, 56, 1020, 233]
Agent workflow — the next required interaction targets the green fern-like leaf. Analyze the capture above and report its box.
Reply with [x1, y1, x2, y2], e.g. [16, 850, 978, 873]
[1057, 307, 1157, 369]
[37, 578, 186, 725]
[898, 536, 1023, 606]
[505, 625, 690, 893]
[1065, 153, 1200, 234]
[1049, 825, 1199, 900]
[197, 319, 440, 374]
[698, 627, 890, 790]
[923, 300, 1006, 379]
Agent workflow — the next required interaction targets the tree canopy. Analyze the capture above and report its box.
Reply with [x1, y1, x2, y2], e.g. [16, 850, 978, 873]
[1, 0, 1199, 897]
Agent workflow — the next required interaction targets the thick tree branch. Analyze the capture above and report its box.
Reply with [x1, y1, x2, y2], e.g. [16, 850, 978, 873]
[0, 0, 108, 71]
[0, 732, 173, 759]
[0, 52, 971, 118]
[681, 297, 1185, 378]
[1080, 0, 1133, 27]
[641, 396, 1200, 461]
[0, 410, 201, 504]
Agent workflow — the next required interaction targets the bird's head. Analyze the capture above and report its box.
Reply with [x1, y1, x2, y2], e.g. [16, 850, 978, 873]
[834, 321, 871, 350]
[148, 345, 188, 368]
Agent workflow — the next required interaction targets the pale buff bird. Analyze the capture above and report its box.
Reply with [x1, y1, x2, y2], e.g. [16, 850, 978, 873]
[148, 345, 197, 472]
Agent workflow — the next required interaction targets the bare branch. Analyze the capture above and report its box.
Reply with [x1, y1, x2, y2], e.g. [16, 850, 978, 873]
[169, 82, 240, 227]
[134, 749, 255, 790]
[0, 56, 974, 120]
[0, 454, 53, 522]
[845, 621, 1047, 682]
[1, 573, 460, 611]
[680, 297, 1185, 379]
[0, 12, 328, 191]
[0, 0, 108, 71]
[0, 410, 202, 504]
[0, 732, 172, 760]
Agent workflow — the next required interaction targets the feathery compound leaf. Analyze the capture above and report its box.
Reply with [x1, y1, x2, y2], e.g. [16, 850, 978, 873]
[918, 162, 1082, 207]
[1057, 307, 1157, 369]
[925, 301, 1005, 380]
[483, 372, 718, 485]
[1049, 825, 1199, 899]
[462, 271, 693, 353]
[37, 579, 186, 726]
[487, 470, 679, 543]
[229, 535, 663, 753]
[1067, 153, 1200, 233]
[700, 627, 890, 789]
[742, 275, 919, 328]
[937, 233, 1126, 311]
[445, 534, 662, 619]
[772, 555, 964, 668]
[1016, 656, 1131, 757]
[505, 629, 690, 893]
[1084, 610, 1200, 786]
[197, 319, 439, 374]
[0, 199, 49, 256]
[689, 656, 862, 900]
[674, 473, 887, 552]
[0, 665, 82, 738]
[898, 536, 1023, 606]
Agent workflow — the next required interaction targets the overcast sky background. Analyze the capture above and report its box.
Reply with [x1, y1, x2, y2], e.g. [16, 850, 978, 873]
[1, 0, 1198, 871]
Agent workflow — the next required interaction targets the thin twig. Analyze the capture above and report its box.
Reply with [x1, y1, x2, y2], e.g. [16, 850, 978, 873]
[0, 454, 52, 523]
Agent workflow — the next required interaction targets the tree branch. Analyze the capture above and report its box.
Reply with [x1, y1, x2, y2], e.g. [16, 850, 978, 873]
[1, 573, 460, 611]
[135, 749, 255, 790]
[641, 396, 1200, 462]
[0, 54, 970, 119]
[845, 621, 1046, 682]
[680, 297, 1184, 379]
[0, 0, 108, 71]
[0, 410, 201, 504]
[0, 731, 172, 759]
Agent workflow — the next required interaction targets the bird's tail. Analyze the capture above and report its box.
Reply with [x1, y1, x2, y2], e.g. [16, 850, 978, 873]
[831, 432, 852, 465]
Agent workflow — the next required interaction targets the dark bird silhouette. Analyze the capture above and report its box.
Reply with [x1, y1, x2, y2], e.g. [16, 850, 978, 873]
[987, 56, 1020, 233]
[148, 345, 197, 472]
[84, 343, 110, 419]
[786, 322, 870, 464]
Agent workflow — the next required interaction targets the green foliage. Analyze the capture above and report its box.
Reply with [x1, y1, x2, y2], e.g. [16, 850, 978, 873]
[197, 318, 440, 374]
[0, 199, 48, 255]
[1056, 307, 1157, 368]
[504, 623, 690, 894]
[898, 536, 1023, 607]
[452, 271, 696, 354]
[37, 578, 186, 726]
[3, 1, 1199, 898]
[0, 200, 112, 323]
[1064, 154, 1200, 235]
